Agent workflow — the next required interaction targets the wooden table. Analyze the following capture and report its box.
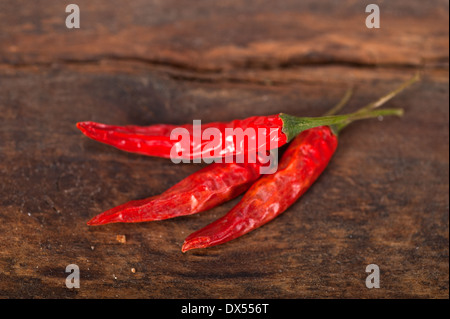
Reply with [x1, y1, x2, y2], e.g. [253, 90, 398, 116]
[0, 0, 448, 298]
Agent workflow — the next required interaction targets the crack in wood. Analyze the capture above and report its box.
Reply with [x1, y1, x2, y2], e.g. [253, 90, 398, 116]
[1, 55, 447, 87]
[1, 54, 447, 72]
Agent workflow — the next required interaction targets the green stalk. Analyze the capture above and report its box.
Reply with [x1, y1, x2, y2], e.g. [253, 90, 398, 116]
[334, 73, 420, 132]
[353, 72, 420, 115]
[281, 72, 420, 140]
[280, 108, 404, 141]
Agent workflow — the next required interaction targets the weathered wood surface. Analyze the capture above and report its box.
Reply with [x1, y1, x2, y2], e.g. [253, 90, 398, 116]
[0, 0, 448, 298]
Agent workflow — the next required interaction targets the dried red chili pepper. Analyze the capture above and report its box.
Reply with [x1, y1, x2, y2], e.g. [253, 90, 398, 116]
[77, 109, 402, 161]
[182, 75, 420, 252]
[181, 125, 338, 252]
[87, 161, 263, 225]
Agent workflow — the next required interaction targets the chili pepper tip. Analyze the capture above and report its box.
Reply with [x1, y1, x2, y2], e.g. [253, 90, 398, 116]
[86, 216, 102, 226]
[181, 237, 210, 252]
[76, 122, 88, 134]
[86, 214, 116, 226]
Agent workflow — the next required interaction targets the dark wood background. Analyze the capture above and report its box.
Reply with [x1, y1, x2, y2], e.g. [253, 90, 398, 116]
[0, 0, 448, 298]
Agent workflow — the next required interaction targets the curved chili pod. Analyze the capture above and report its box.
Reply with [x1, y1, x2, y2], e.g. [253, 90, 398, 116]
[181, 74, 421, 252]
[77, 110, 398, 161]
[181, 126, 338, 252]
[77, 115, 285, 160]
[87, 161, 263, 225]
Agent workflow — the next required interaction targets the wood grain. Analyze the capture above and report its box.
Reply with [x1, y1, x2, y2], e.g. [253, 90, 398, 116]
[0, 0, 448, 298]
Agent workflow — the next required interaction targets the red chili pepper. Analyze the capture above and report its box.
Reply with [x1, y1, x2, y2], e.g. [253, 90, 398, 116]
[181, 125, 338, 252]
[87, 161, 263, 225]
[76, 115, 284, 159]
[77, 110, 401, 161]
[182, 74, 420, 252]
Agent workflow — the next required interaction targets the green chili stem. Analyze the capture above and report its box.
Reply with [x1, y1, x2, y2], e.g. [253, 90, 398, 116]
[282, 72, 420, 139]
[356, 73, 420, 114]
[280, 108, 404, 141]
[333, 73, 420, 132]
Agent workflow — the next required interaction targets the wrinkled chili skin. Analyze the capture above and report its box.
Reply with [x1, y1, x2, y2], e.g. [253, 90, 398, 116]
[182, 126, 338, 252]
[87, 161, 263, 225]
[77, 114, 286, 160]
